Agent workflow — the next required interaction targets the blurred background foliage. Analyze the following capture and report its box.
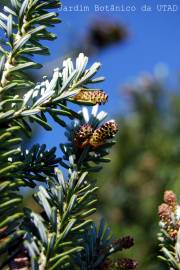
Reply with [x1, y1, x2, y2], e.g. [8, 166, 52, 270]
[97, 73, 180, 270]
[61, 14, 180, 270]
[1, 1, 179, 269]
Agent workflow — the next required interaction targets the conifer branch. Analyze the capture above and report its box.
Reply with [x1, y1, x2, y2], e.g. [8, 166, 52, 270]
[0, 1, 136, 269]
[0, 0, 60, 91]
[158, 190, 180, 270]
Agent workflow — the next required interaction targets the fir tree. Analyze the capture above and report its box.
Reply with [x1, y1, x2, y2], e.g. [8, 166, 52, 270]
[0, 1, 136, 269]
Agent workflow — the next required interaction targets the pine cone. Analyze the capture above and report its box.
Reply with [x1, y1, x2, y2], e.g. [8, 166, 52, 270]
[73, 89, 108, 105]
[114, 258, 137, 270]
[74, 124, 94, 148]
[89, 120, 118, 148]
[158, 203, 171, 221]
[113, 236, 134, 250]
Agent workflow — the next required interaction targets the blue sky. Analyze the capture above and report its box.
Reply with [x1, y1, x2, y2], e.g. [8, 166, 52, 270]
[33, 0, 180, 148]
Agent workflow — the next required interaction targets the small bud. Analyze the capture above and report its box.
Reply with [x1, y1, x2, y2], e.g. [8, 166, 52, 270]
[113, 236, 134, 251]
[89, 120, 118, 148]
[74, 124, 94, 148]
[9, 248, 30, 270]
[164, 190, 176, 206]
[158, 203, 171, 221]
[73, 89, 108, 105]
[169, 228, 179, 240]
[114, 258, 138, 269]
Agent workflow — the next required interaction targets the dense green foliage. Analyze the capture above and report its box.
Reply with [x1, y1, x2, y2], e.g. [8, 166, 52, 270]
[0, 1, 137, 269]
